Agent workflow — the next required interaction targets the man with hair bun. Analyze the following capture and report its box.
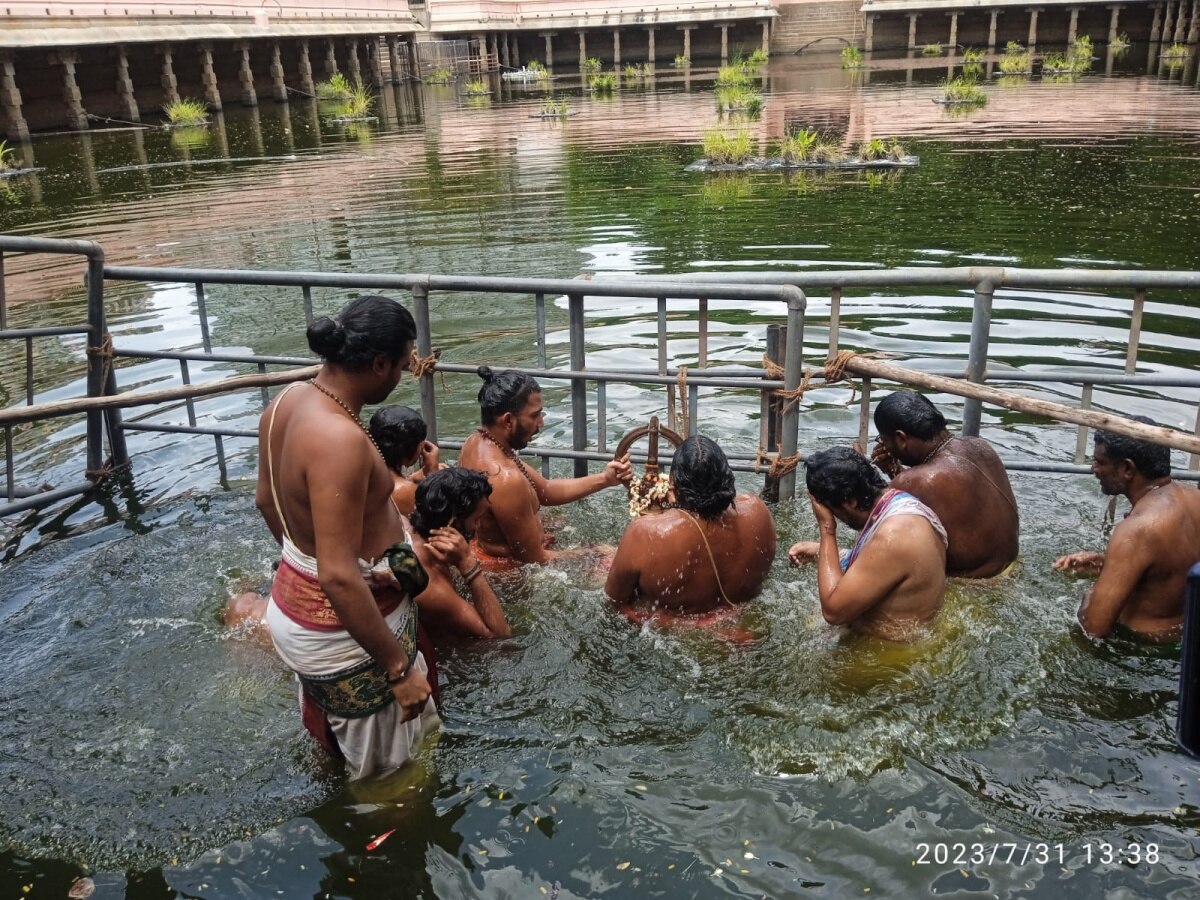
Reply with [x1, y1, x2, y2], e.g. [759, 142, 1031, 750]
[368, 405, 443, 516]
[1053, 418, 1200, 641]
[605, 435, 776, 615]
[458, 366, 632, 566]
[254, 294, 438, 779]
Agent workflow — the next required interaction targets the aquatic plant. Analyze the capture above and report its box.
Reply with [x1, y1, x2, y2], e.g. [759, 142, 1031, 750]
[582, 57, 602, 75]
[526, 60, 549, 77]
[715, 64, 753, 86]
[841, 46, 864, 69]
[746, 48, 770, 67]
[464, 79, 490, 96]
[922, 43, 943, 57]
[775, 128, 819, 163]
[316, 72, 354, 100]
[1110, 32, 1131, 53]
[715, 85, 761, 112]
[961, 62, 985, 79]
[0, 139, 14, 171]
[1068, 35, 1094, 72]
[539, 98, 570, 118]
[673, 54, 688, 68]
[341, 82, 375, 117]
[1162, 42, 1189, 59]
[745, 95, 764, 117]
[700, 174, 752, 206]
[168, 125, 211, 151]
[1042, 52, 1078, 73]
[856, 138, 907, 162]
[622, 62, 651, 78]
[942, 76, 987, 104]
[425, 67, 455, 84]
[998, 42, 1032, 74]
[163, 98, 209, 126]
[962, 48, 986, 63]
[701, 127, 754, 164]
[588, 71, 617, 93]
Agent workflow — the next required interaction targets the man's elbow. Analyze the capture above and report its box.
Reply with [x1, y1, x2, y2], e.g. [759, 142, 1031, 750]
[820, 600, 855, 627]
[1077, 608, 1111, 639]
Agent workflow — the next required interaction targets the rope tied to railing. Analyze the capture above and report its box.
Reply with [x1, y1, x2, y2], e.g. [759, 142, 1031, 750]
[674, 365, 689, 436]
[86, 332, 114, 391]
[754, 447, 802, 479]
[774, 369, 813, 414]
[409, 348, 442, 379]
[85, 459, 113, 482]
[823, 349, 857, 384]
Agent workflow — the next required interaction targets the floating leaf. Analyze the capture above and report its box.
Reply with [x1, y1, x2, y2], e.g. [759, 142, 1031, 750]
[616, 862, 631, 871]
[366, 828, 397, 851]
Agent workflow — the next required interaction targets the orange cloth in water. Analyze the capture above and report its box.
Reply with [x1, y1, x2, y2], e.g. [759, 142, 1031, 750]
[620, 603, 758, 643]
[470, 532, 556, 571]
[272, 559, 401, 632]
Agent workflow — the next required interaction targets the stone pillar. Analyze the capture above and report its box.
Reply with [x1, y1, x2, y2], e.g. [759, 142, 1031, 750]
[298, 40, 316, 94]
[115, 45, 140, 123]
[1188, 0, 1200, 43]
[55, 50, 88, 130]
[1150, 4, 1163, 42]
[369, 38, 385, 86]
[270, 41, 287, 101]
[347, 41, 362, 84]
[681, 26, 694, 61]
[1176, 0, 1190, 39]
[761, 20, 770, 54]
[578, 30, 587, 68]
[1108, 6, 1122, 43]
[542, 32, 554, 68]
[325, 38, 338, 77]
[1163, 1, 1175, 40]
[613, 30, 621, 67]
[501, 32, 510, 68]
[0, 53, 29, 141]
[200, 43, 223, 110]
[407, 37, 420, 79]
[1068, 7, 1080, 43]
[908, 14, 919, 50]
[237, 42, 258, 106]
[988, 11, 1000, 52]
[647, 28, 656, 64]
[865, 15, 875, 52]
[159, 44, 180, 107]
[720, 25, 729, 62]
[948, 12, 959, 49]
[1028, 8, 1041, 50]
[387, 37, 403, 84]
[491, 34, 502, 69]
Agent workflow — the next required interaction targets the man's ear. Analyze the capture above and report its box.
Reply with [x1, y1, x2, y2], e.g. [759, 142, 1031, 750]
[1118, 458, 1138, 481]
[497, 411, 517, 432]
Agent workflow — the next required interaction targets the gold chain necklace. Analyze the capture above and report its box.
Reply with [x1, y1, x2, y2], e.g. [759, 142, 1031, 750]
[478, 428, 539, 493]
[920, 434, 954, 465]
[308, 379, 384, 458]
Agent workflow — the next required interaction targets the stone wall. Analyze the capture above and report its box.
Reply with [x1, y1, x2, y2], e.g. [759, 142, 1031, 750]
[771, 0, 863, 54]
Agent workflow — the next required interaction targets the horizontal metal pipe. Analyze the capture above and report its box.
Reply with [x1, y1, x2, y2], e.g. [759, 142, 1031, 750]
[0, 326, 93, 340]
[1003, 460, 1200, 481]
[103, 266, 806, 305]
[120, 422, 258, 439]
[0, 236, 103, 259]
[0, 482, 94, 517]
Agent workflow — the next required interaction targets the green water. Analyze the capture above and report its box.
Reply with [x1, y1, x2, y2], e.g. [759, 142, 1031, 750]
[2, 48, 1200, 898]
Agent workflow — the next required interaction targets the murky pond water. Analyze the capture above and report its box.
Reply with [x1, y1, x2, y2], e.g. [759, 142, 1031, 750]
[3, 46, 1200, 898]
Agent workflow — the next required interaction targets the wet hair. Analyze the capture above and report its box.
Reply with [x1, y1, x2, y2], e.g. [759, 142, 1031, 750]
[410, 468, 494, 540]
[476, 366, 541, 425]
[368, 405, 427, 473]
[874, 390, 947, 441]
[1095, 416, 1171, 479]
[670, 435, 736, 519]
[805, 446, 887, 511]
[306, 295, 416, 372]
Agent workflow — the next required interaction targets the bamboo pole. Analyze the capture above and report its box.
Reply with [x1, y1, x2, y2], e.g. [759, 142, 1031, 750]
[839, 356, 1200, 456]
[0, 365, 319, 427]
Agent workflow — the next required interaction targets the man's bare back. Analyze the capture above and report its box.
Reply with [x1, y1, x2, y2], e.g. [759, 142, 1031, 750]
[458, 431, 545, 562]
[891, 436, 1018, 578]
[606, 495, 777, 614]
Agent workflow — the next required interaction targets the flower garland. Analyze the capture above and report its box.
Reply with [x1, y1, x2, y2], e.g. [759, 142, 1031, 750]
[628, 472, 671, 518]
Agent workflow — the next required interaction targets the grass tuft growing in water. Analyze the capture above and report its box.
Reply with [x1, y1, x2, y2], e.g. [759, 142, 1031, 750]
[341, 82, 375, 117]
[922, 43, 943, 57]
[775, 128, 844, 164]
[163, 98, 209, 126]
[539, 98, 570, 118]
[622, 62, 651, 78]
[673, 54, 688, 68]
[424, 67, 455, 84]
[1110, 32, 1131, 53]
[526, 60, 549, 78]
[316, 72, 354, 100]
[746, 48, 769, 67]
[856, 138, 907, 162]
[999, 41, 1032, 74]
[962, 47, 986, 63]
[841, 46, 864, 68]
[1162, 42, 1189, 59]
[582, 57, 602, 75]
[715, 85, 761, 112]
[464, 79, 490, 96]
[942, 75, 987, 104]
[588, 71, 616, 93]
[701, 127, 754, 164]
[716, 63, 754, 86]
[0, 139, 15, 171]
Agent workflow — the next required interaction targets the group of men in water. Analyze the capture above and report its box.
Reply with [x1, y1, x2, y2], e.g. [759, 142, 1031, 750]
[239, 293, 1200, 779]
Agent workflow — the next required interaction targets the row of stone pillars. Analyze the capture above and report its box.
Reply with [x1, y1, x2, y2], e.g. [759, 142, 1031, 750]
[865, 1, 1200, 54]
[1, 34, 419, 141]
[479, 19, 771, 71]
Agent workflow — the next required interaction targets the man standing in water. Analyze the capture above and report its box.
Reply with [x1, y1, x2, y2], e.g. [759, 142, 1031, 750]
[605, 435, 776, 615]
[1054, 421, 1200, 641]
[458, 367, 631, 565]
[791, 447, 947, 641]
[870, 391, 1019, 578]
[255, 295, 438, 779]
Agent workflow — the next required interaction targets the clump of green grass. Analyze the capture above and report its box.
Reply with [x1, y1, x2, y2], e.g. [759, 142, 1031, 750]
[715, 85, 761, 112]
[588, 71, 616, 93]
[716, 63, 753, 86]
[425, 67, 455, 84]
[998, 41, 1032, 74]
[1110, 32, 1130, 53]
[316, 72, 354, 100]
[942, 76, 987, 104]
[163, 97, 209, 126]
[841, 45, 864, 68]
[464, 79, 490, 96]
[922, 43, 943, 57]
[1068, 35, 1094, 72]
[0, 139, 15, 171]
[961, 62, 985, 79]
[539, 98, 570, 118]
[962, 47, 986, 63]
[746, 48, 769, 67]
[1162, 42, 1189, 59]
[582, 57, 602, 75]
[622, 62, 651, 78]
[775, 128, 818, 163]
[673, 54, 688, 68]
[701, 127, 754, 164]
[856, 138, 907, 161]
[1041, 52, 1076, 72]
[340, 81, 375, 117]
[526, 59, 549, 77]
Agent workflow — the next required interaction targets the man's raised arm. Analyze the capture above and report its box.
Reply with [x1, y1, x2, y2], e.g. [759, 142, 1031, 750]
[1075, 525, 1151, 638]
[529, 455, 631, 507]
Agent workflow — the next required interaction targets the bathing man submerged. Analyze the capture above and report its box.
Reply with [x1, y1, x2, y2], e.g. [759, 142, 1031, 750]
[790, 447, 947, 641]
[1054, 420, 1200, 642]
[255, 295, 438, 779]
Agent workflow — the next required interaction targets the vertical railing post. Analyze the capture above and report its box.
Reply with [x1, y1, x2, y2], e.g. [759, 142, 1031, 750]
[0, 249, 7, 329]
[657, 295, 673, 427]
[961, 279, 995, 437]
[697, 297, 708, 368]
[1191, 402, 1200, 473]
[536, 291, 549, 477]
[858, 377, 873, 450]
[84, 257, 107, 476]
[828, 287, 842, 357]
[1074, 383, 1094, 463]
[780, 292, 806, 500]
[597, 381, 608, 454]
[410, 283, 437, 444]
[24, 337, 34, 404]
[1126, 288, 1145, 375]
[568, 293, 587, 477]
[301, 285, 314, 326]
[3, 426, 13, 500]
[195, 282, 213, 353]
